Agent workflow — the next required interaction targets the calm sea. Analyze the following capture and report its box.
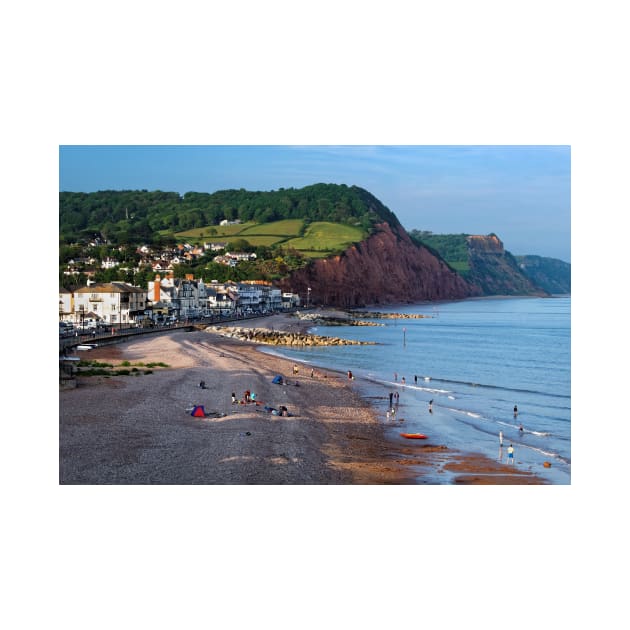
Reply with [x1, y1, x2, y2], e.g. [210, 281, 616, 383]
[262, 296, 571, 484]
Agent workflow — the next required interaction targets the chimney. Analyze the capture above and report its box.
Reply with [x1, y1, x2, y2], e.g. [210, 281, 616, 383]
[154, 274, 161, 303]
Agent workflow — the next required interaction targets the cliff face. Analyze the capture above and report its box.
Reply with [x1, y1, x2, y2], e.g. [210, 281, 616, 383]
[278, 223, 479, 307]
[465, 235, 548, 296]
[515, 255, 571, 294]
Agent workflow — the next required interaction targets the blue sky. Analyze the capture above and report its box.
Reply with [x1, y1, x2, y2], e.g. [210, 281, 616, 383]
[59, 145, 571, 262]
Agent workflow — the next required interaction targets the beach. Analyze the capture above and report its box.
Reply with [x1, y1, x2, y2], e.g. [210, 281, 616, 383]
[59, 312, 546, 484]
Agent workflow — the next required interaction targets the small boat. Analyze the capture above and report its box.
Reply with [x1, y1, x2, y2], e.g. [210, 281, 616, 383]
[400, 433, 428, 439]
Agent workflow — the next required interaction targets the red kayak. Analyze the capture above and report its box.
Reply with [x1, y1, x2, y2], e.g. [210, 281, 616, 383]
[400, 433, 428, 440]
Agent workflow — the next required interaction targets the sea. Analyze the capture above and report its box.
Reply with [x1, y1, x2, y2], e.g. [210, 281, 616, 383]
[261, 296, 571, 484]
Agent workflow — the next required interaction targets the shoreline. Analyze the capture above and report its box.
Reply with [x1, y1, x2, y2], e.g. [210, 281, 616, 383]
[59, 312, 546, 484]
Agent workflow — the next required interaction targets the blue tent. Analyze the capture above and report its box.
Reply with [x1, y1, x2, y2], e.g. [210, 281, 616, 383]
[272, 375, 283, 384]
[190, 405, 206, 417]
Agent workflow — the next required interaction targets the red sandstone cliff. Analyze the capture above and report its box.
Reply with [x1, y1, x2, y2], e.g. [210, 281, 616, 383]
[278, 223, 480, 307]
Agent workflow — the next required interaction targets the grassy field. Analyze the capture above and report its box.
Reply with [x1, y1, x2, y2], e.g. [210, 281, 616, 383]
[284, 222, 364, 253]
[239, 219, 303, 236]
[174, 219, 366, 257]
[175, 222, 256, 239]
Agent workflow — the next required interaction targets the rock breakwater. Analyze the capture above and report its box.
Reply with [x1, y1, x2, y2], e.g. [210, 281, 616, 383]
[206, 326, 377, 346]
[295, 313, 383, 326]
[347, 311, 430, 319]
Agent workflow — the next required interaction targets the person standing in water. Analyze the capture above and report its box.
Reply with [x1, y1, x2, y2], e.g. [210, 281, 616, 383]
[507, 444, 515, 464]
[513, 404, 518, 417]
[428, 399, 433, 413]
[499, 430, 504, 446]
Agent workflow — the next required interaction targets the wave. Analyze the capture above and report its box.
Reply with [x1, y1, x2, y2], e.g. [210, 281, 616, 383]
[419, 375, 570, 400]
[515, 443, 571, 466]
[444, 405, 485, 420]
[366, 377, 452, 394]
[495, 419, 551, 436]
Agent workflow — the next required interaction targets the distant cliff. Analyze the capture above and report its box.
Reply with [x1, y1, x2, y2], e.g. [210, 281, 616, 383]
[515, 255, 571, 294]
[278, 223, 478, 307]
[465, 235, 547, 296]
[409, 231, 548, 296]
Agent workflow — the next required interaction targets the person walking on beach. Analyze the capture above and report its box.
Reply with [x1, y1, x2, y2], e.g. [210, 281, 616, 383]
[389, 392, 393, 407]
[310, 368, 314, 378]
[231, 392, 237, 404]
[347, 370, 353, 380]
[507, 444, 514, 464]
[293, 364, 299, 375]
[499, 430, 504, 447]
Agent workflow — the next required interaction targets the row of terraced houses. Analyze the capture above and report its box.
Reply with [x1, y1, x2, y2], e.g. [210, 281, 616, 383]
[59, 274, 302, 327]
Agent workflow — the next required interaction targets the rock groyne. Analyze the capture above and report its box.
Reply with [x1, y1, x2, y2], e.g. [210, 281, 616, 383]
[295, 313, 383, 326]
[347, 311, 431, 319]
[206, 326, 377, 346]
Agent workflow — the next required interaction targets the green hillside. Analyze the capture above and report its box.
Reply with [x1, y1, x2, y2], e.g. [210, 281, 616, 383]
[59, 183, 399, 246]
[409, 231, 471, 274]
[175, 218, 365, 258]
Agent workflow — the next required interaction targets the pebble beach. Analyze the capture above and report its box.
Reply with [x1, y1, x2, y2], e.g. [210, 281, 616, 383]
[59, 312, 546, 484]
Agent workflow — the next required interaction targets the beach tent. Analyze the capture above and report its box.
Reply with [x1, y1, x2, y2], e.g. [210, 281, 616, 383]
[190, 405, 206, 417]
[272, 375, 283, 384]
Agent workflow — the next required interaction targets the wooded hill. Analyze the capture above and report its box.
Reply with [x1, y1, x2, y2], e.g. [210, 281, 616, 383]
[59, 184, 400, 246]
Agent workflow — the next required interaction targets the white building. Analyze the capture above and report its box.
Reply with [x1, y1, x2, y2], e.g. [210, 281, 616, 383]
[73, 282, 146, 326]
[59, 287, 73, 321]
[147, 274, 209, 318]
[101, 257, 120, 269]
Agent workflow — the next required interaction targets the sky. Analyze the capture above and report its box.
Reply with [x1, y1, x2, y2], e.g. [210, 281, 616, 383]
[59, 145, 571, 262]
